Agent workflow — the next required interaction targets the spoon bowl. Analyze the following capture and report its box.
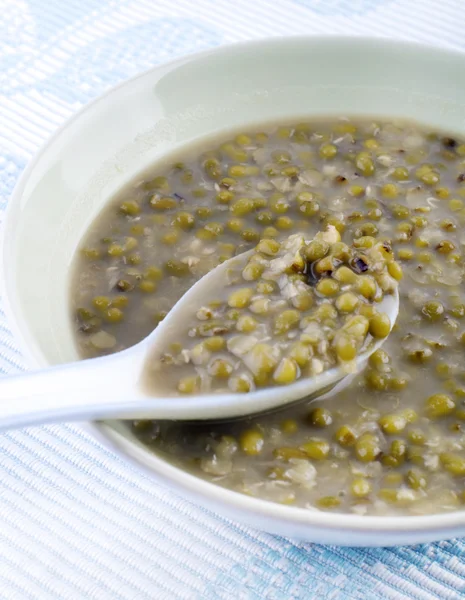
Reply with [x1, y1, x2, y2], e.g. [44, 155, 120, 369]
[0, 246, 399, 430]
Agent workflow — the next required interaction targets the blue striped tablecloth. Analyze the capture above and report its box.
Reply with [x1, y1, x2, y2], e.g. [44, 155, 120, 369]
[1, 1, 465, 598]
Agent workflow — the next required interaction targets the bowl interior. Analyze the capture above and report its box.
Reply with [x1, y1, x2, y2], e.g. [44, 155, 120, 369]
[5, 36, 465, 544]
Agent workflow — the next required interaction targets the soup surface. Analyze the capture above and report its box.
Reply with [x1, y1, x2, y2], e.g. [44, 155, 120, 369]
[72, 118, 465, 515]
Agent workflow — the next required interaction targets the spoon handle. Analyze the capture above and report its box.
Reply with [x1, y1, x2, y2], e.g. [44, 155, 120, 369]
[0, 349, 145, 431]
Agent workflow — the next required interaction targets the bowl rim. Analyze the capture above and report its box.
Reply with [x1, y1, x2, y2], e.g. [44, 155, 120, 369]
[4, 33, 465, 536]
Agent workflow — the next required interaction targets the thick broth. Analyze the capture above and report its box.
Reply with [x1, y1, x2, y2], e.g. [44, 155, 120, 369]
[72, 118, 465, 515]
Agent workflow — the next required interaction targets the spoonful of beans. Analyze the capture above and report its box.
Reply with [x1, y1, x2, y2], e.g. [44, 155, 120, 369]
[0, 227, 399, 430]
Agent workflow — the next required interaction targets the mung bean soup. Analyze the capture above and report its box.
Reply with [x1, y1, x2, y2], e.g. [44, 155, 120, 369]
[143, 228, 399, 395]
[72, 118, 465, 515]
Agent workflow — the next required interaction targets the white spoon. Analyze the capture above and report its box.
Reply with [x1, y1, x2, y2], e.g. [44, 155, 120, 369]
[0, 251, 399, 431]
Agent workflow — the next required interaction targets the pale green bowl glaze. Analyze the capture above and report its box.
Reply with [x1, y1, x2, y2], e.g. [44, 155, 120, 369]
[4, 36, 465, 546]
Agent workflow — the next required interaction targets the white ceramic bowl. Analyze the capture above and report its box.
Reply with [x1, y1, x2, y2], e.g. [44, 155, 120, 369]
[4, 36, 465, 546]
